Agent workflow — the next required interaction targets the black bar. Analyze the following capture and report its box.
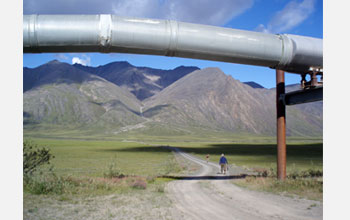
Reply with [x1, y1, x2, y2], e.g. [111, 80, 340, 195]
[285, 87, 323, 105]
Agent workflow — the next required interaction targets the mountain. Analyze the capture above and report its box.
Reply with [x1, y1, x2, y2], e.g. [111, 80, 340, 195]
[73, 61, 199, 100]
[143, 68, 275, 134]
[23, 61, 322, 137]
[23, 61, 144, 130]
[143, 68, 322, 136]
[243, 81, 264, 89]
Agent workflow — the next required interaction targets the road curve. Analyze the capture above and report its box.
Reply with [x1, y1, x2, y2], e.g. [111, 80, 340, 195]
[166, 148, 323, 220]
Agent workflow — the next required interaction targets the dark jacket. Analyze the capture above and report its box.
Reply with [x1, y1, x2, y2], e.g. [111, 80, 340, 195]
[219, 156, 228, 164]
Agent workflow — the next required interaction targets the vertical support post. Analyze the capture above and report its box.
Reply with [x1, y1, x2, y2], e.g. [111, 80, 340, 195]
[311, 71, 318, 87]
[276, 69, 286, 180]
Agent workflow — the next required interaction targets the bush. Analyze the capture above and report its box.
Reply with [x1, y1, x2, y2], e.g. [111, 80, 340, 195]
[288, 169, 323, 179]
[163, 156, 181, 175]
[103, 159, 125, 178]
[23, 169, 76, 195]
[23, 140, 54, 177]
[252, 167, 275, 177]
[155, 185, 164, 193]
[129, 178, 147, 189]
[23, 140, 65, 195]
[146, 175, 156, 183]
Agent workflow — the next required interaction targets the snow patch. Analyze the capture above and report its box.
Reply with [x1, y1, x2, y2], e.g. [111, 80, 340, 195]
[144, 74, 160, 82]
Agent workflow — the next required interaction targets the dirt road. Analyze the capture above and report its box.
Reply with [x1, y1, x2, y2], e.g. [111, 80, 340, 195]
[167, 148, 323, 220]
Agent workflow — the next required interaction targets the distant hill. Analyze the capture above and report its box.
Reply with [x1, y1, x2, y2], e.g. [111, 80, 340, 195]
[23, 61, 144, 129]
[23, 61, 322, 137]
[73, 61, 199, 100]
[243, 81, 264, 89]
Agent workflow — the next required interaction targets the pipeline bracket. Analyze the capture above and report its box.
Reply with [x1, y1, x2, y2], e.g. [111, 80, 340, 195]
[301, 68, 323, 89]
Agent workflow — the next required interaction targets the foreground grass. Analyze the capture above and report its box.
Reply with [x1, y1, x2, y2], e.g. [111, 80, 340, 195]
[23, 138, 179, 219]
[23, 136, 322, 219]
[24, 177, 175, 220]
[234, 176, 323, 201]
[23, 138, 183, 195]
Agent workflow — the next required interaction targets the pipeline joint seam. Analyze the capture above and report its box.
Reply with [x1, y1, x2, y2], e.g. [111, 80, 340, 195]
[99, 14, 112, 53]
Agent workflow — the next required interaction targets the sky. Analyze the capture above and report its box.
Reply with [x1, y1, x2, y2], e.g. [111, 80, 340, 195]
[23, 0, 323, 88]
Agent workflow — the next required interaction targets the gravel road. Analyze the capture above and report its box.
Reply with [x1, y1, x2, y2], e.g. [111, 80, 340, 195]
[167, 148, 323, 220]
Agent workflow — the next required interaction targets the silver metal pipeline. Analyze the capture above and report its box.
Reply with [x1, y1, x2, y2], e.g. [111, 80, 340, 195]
[23, 14, 323, 74]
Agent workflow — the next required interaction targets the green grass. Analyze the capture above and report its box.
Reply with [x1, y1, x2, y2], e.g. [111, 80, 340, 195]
[132, 141, 323, 172]
[24, 136, 322, 201]
[234, 176, 323, 201]
[26, 138, 178, 177]
[24, 126, 322, 144]
[23, 138, 181, 197]
[25, 136, 322, 179]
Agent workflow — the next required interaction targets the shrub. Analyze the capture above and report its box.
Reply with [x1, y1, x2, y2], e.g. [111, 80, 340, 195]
[129, 178, 147, 189]
[24, 171, 70, 195]
[287, 169, 323, 179]
[146, 175, 156, 183]
[23, 140, 54, 177]
[23, 140, 66, 195]
[103, 160, 125, 178]
[252, 167, 272, 177]
[155, 185, 164, 193]
[163, 156, 181, 175]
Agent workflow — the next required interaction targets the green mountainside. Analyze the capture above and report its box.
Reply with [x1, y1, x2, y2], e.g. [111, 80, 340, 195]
[24, 61, 144, 131]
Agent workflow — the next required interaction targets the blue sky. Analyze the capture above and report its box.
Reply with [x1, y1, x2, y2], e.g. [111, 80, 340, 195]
[23, 0, 323, 88]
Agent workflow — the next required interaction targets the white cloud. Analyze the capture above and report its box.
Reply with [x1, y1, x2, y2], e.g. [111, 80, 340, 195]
[54, 53, 68, 60]
[255, 0, 316, 33]
[71, 55, 91, 66]
[254, 24, 269, 33]
[24, 0, 253, 26]
[111, 0, 159, 19]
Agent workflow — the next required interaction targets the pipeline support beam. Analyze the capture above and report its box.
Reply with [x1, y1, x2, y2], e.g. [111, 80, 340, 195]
[285, 87, 323, 105]
[276, 69, 287, 180]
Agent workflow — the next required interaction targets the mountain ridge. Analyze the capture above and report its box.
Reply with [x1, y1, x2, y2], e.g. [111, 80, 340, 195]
[23, 60, 322, 137]
[72, 61, 199, 100]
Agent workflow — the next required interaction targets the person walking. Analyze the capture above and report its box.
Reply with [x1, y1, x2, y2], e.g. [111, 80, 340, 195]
[206, 154, 209, 163]
[219, 154, 228, 174]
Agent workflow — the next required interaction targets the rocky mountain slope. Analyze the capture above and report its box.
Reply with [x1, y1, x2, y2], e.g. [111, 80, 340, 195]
[73, 61, 199, 100]
[143, 68, 322, 136]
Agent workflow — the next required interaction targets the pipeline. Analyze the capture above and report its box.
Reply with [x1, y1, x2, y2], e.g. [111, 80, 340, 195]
[23, 14, 322, 74]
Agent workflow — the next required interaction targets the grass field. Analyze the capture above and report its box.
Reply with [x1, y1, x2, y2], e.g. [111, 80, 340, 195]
[23, 136, 323, 220]
[124, 141, 323, 172]
[23, 138, 180, 219]
[23, 136, 322, 201]
[25, 138, 179, 177]
[26, 137, 323, 176]
[24, 126, 322, 144]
